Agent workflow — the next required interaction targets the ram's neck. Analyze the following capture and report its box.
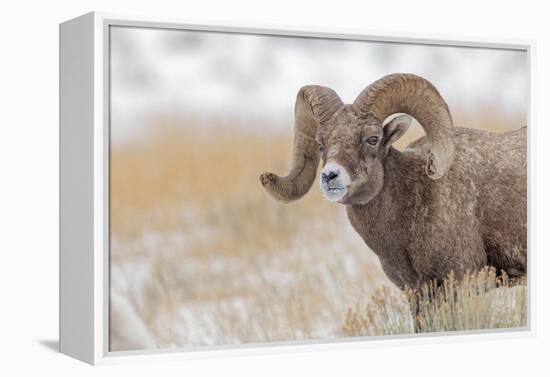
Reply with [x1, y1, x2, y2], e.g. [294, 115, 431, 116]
[346, 148, 425, 255]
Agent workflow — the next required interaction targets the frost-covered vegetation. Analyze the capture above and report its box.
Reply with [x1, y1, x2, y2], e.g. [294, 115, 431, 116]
[109, 119, 393, 350]
[109, 116, 527, 352]
[342, 267, 527, 337]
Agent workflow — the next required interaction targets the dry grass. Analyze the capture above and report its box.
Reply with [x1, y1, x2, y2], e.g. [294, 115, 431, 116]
[341, 267, 527, 337]
[110, 110, 523, 238]
[109, 117, 392, 349]
[109, 112, 527, 351]
[110, 118, 334, 241]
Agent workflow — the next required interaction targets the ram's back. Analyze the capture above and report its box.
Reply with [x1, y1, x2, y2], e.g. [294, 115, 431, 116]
[405, 126, 527, 276]
[405, 126, 526, 184]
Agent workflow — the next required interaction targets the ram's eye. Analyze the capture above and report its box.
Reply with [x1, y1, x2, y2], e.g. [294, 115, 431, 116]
[318, 143, 325, 153]
[365, 136, 379, 145]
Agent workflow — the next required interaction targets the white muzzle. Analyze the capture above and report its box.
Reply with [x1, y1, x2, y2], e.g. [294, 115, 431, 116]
[319, 162, 351, 202]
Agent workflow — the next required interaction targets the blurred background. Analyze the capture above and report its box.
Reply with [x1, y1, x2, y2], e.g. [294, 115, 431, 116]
[109, 25, 527, 351]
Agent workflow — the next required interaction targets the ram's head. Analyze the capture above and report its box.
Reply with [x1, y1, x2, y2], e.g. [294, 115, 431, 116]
[260, 73, 455, 205]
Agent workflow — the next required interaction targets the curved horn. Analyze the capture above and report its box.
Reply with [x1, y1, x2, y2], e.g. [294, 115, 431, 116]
[354, 73, 455, 179]
[260, 86, 343, 202]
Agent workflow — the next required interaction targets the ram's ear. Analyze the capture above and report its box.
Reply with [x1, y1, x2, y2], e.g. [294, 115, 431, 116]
[382, 115, 411, 155]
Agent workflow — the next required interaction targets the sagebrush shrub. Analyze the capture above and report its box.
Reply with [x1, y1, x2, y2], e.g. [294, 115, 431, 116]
[342, 267, 527, 337]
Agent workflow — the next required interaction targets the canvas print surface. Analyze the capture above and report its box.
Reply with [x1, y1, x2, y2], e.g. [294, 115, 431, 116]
[108, 25, 528, 352]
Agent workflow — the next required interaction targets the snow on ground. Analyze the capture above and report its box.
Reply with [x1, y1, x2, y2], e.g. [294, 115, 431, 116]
[110, 209, 392, 350]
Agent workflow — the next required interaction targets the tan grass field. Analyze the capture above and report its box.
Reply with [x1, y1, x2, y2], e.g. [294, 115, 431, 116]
[342, 268, 527, 337]
[109, 111, 527, 351]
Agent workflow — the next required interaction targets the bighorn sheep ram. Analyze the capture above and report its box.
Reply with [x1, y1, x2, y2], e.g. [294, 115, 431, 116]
[260, 73, 527, 289]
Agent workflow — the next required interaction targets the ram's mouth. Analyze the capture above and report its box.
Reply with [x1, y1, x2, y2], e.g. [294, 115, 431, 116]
[320, 184, 349, 202]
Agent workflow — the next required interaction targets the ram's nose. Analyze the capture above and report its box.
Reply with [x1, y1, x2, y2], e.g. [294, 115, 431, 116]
[321, 170, 339, 184]
[320, 162, 351, 187]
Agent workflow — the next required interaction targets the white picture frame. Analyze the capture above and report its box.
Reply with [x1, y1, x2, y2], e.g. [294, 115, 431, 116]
[59, 11, 536, 365]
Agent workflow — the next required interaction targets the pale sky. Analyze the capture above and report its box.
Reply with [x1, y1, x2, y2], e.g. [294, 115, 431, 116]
[110, 26, 528, 143]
